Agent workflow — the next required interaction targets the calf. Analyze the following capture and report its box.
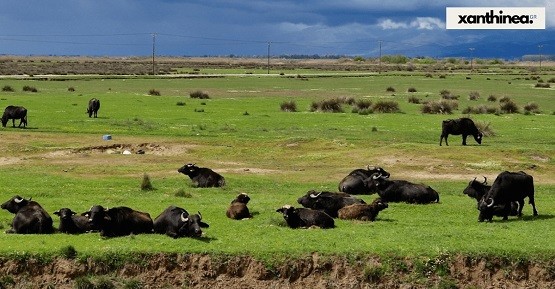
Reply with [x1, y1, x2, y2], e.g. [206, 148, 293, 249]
[276, 205, 334, 229]
[338, 166, 390, 195]
[85, 205, 153, 237]
[366, 173, 440, 204]
[1, 105, 27, 128]
[297, 190, 365, 218]
[153, 205, 209, 238]
[1, 196, 53, 234]
[338, 198, 389, 221]
[87, 98, 100, 118]
[440, 117, 483, 146]
[478, 171, 537, 222]
[226, 193, 252, 220]
[178, 163, 226, 187]
[54, 208, 93, 234]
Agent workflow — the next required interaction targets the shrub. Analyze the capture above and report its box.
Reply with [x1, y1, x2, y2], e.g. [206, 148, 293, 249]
[60, 245, 77, 259]
[190, 90, 210, 99]
[174, 188, 192, 198]
[74, 277, 94, 289]
[373, 101, 400, 113]
[407, 87, 417, 93]
[176, 101, 186, 106]
[311, 97, 355, 113]
[280, 100, 297, 112]
[354, 99, 373, 110]
[386, 86, 395, 93]
[499, 96, 512, 103]
[468, 91, 480, 101]
[68, 87, 75, 92]
[475, 121, 495, 137]
[22, 85, 38, 92]
[524, 102, 540, 114]
[421, 100, 458, 114]
[363, 265, 386, 283]
[499, 99, 520, 114]
[141, 173, 154, 191]
[487, 95, 497, 102]
[148, 89, 161, 96]
[2, 85, 14, 92]
[535, 83, 550, 88]
[547, 77, 555, 83]
[408, 96, 420, 104]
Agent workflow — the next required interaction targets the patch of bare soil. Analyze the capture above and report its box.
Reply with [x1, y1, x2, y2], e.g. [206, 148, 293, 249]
[71, 143, 194, 156]
[0, 253, 553, 289]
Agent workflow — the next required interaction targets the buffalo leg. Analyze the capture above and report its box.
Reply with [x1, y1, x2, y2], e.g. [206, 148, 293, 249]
[462, 134, 468, 145]
[517, 200, 525, 217]
[529, 196, 539, 216]
[440, 135, 448, 146]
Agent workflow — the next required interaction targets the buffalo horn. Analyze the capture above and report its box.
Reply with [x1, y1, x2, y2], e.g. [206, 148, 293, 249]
[372, 173, 381, 180]
[180, 212, 189, 222]
[198, 211, 202, 220]
[482, 176, 487, 185]
[486, 198, 494, 208]
[14, 197, 24, 203]
[367, 165, 377, 171]
[309, 192, 322, 198]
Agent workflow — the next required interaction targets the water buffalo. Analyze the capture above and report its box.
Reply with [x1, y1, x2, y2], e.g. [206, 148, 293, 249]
[366, 173, 440, 204]
[178, 163, 226, 188]
[440, 117, 483, 146]
[338, 165, 390, 195]
[338, 198, 389, 221]
[226, 193, 252, 220]
[153, 205, 209, 238]
[297, 190, 365, 218]
[87, 98, 100, 118]
[463, 177, 520, 220]
[478, 171, 538, 222]
[1, 196, 53, 234]
[1, 105, 27, 128]
[276, 205, 334, 229]
[54, 208, 94, 234]
[84, 205, 153, 237]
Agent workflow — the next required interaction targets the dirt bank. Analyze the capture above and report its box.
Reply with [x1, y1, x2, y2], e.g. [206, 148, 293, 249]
[0, 253, 554, 289]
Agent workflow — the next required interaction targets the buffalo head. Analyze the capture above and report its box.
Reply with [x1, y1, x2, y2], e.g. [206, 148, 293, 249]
[178, 211, 209, 237]
[1, 195, 30, 214]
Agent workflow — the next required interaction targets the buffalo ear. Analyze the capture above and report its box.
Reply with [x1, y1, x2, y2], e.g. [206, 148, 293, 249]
[199, 222, 209, 228]
[83, 212, 90, 218]
[54, 211, 61, 216]
[276, 208, 284, 213]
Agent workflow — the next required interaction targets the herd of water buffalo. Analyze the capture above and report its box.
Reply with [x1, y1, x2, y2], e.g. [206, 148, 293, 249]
[1, 161, 538, 238]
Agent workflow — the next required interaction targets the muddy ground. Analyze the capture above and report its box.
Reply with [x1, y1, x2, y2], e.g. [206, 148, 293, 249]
[0, 253, 554, 289]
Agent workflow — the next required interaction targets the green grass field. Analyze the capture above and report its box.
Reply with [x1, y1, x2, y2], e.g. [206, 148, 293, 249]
[0, 71, 553, 262]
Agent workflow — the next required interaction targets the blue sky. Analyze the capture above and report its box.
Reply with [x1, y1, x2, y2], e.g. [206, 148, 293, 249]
[0, 1, 552, 58]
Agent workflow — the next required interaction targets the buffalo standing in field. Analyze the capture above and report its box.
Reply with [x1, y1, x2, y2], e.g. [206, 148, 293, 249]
[366, 173, 440, 204]
[463, 177, 520, 219]
[84, 205, 153, 237]
[226, 193, 252, 220]
[1, 196, 53, 234]
[178, 163, 226, 188]
[338, 198, 389, 221]
[54, 208, 94, 234]
[297, 190, 365, 218]
[87, 98, 100, 118]
[1, 105, 27, 128]
[440, 118, 483, 146]
[153, 205, 209, 238]
[478, 171, 538, 222]
[338, 165, 390, 195]
[276, 205, 334, 229]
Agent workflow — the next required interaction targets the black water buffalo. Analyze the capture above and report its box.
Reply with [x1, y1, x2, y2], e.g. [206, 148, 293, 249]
[338, 165, 390, 195]
[440, 118, 483, 146]
[1, 196, 53, 234]
[478, 171, 538, 222]
[87, 98, 100, 118]
[366, 174, 440, 204]
[1, 106, 27, 128]
[153, 205, 209, 238]
[297, 190, 365, 218]
[226, 193, 252, 220]
[338, 198, 389, 221]
[178, 163, 226, 188]
[276, 205, 334, 229]
[54, 208, 93, 234]
[463, 177, 520, 219]
[85, 205, 153, 237]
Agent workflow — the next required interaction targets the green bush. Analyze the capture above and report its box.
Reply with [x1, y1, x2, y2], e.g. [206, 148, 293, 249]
[22, 85, 38, 92]
[2, 85, 14, 92]
[141, 173, 155, 191]
[280, 100, 297, 112]
[373, 101, 400, 113]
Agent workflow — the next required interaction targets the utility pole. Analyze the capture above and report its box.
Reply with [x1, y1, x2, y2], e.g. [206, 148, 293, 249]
[538, 44, 543, 72]
[151, 33, 157, 75]
[469, 47, 475, 72]
[267, 41, 271, 74]
[378, 40, 382, 74]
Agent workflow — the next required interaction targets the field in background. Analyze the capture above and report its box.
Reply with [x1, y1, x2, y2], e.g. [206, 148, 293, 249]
[0, 60, 554, 265]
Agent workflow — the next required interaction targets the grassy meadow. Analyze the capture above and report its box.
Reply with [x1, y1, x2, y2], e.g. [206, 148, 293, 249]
[0, 69, 554, 262]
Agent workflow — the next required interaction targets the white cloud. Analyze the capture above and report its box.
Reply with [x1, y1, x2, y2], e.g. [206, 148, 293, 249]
[379, 17, 444, 30]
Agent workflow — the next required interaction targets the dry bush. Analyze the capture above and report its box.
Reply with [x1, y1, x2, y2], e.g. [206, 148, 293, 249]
[499, 96, 512, 103]
[421, 100, 458, 114]
[22, 85, 38, 92]
[354, 99, 373, 110]
[190, 90, 210, 99]
[67, 87, 75, 92]
[386, 86, 395, 93]
[2, 85, 14, 92]
[408, 96, 420, 104]
[475, 121, 495, 137]
[499, 99, 520, 114]
[141, 173, 155, 191]
[524, 102, 540, 114]
[487, 95, 497, 102]
[535, 83, 550, 88]
[407, 87, 417, 93]
[462, 105, 498, 114]
[468, 91, 480, 101]
[280, 100, 297, 112]
[148, 89, 161, 96]
[373, 101, 400, 113]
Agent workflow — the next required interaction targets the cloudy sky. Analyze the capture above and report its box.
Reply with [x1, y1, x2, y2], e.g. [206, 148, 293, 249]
[0, 0, 553, 58]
